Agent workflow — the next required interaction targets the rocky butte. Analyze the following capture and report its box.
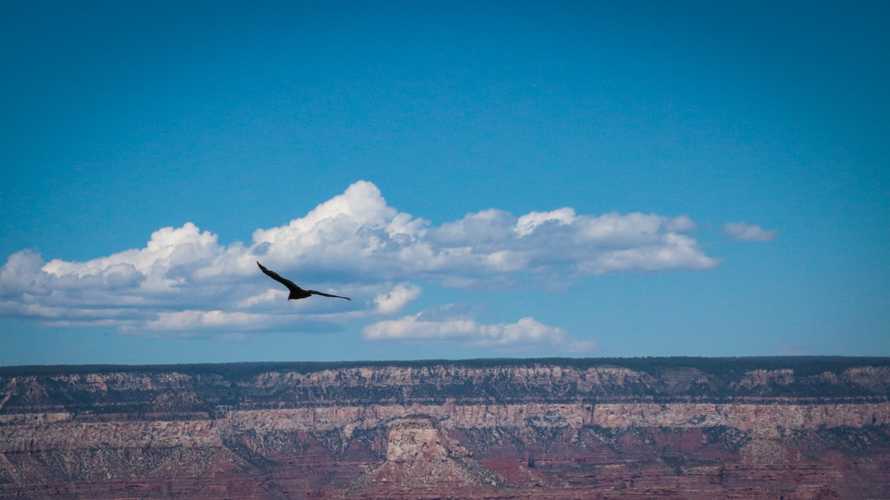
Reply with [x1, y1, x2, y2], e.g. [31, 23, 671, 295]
[1, 357, 889, 499]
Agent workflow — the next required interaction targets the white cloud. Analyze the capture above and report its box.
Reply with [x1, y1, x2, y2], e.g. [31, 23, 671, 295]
[0, 180, 717, 334]
[374, 283, 421, 314]
[587, 233, 717, 274]
[363, 314, 594, 352]
[514, 208, 576, 237]
[723, 222, 776, 241]
[237, 288, 288, 308]
[145, 310, 268, 332]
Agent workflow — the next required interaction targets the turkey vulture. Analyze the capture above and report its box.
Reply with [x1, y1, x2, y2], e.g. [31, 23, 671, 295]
[256, 262, 351, 301]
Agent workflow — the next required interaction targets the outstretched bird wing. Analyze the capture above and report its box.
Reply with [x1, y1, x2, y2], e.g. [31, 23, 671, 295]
[308, 290, 351, 301]
[257, 262, 304, 294]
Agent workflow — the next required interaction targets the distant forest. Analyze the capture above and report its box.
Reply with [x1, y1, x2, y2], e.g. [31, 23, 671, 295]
[2, 356, 889, 379]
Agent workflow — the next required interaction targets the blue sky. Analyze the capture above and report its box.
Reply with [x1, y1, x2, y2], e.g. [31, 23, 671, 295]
[1, 2, 888, 365]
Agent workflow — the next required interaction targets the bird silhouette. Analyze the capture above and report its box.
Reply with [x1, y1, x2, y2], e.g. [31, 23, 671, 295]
[256, 262, 351, 301]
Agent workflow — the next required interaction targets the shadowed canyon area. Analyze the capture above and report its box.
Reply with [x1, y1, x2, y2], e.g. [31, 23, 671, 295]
[1, 357, 889, 499]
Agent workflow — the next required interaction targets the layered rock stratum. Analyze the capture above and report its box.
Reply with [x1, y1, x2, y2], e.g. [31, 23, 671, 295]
[1, 357, 889, 499]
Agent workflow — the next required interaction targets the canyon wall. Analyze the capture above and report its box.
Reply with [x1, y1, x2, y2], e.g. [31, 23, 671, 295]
[1, 358, 889, 499]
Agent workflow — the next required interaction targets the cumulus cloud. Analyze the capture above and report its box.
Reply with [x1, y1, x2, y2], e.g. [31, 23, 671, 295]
[0, 180, 717, 334]
[723, 222, 776, 241]
[374, 284, 421, 314]
[363, 313, 594, 353]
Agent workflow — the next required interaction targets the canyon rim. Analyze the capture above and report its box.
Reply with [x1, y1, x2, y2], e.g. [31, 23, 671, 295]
[1, 357, 889, 499]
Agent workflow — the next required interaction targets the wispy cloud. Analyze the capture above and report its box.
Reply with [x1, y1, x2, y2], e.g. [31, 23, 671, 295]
[0, 180, 716, 334]
[723, 222, 776, 241]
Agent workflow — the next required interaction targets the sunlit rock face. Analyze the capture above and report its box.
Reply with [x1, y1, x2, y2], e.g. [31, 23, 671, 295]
[1, 358, 889, 499]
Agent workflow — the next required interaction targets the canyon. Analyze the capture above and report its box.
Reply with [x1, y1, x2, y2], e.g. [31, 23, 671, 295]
[1, 357, 889, 499]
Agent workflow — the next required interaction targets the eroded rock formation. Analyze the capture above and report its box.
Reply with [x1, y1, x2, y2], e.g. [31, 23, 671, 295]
[1, 358, 889, 498]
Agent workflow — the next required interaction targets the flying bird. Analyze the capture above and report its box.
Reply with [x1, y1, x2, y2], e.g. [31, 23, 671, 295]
[256, 262, 351, 301]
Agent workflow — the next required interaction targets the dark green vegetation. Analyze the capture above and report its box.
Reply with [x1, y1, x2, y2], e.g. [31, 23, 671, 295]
[3, 356, 889, 378]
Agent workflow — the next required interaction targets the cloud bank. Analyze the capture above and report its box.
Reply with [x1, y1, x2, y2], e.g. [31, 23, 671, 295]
[0, 181, 716, 337]
[364, 314, 595, 353]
